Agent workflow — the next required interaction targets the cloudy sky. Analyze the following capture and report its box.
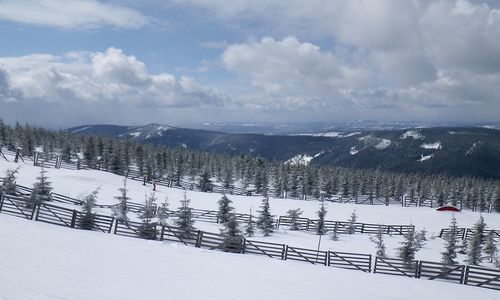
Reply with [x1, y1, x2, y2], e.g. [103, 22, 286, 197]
[0, 0, 499, 128]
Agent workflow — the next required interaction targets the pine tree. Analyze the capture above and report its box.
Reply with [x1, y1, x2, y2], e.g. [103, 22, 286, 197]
[157, 196, 170, 226]
[217, 195, 234, 224]
[1, 167, 19, 195]
[347, 209, 358, 234]
[415, 228, 427, 251]
[397, 229, 419, 264]
[286, 208, 303, 230]
[112, 178, 130, 221]
[28, 167, 52, 208]
[466, 216, 487, 265]
[441, 216, 459, 265]
[257, 197, 274, 236]
[220, 213, 243, 252]
[316, 201, 327, 235]
[370, 226, 386, 257]
[245, 210, 255, 237]
[138, 192, 158, 240]
[175, 191, 195, 237]
[331, 223, 339, 241]
[483, 232, 498, 263]
[198, 169, 213, 192]
[79, 188, 100, 230]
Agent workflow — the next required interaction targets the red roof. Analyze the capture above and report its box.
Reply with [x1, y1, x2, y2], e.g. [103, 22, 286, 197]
[436, 205, 461, 212]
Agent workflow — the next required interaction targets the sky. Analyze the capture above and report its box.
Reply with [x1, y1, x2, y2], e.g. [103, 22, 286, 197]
[0, 0, 500, 128]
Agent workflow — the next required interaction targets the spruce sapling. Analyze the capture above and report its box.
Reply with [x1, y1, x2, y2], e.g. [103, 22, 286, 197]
[483, 231, 498, 263]
[245, 209, 255, 237]
[217, 194, 234, 224]
[157, 195, 170, 226]
[286, 208, 303, 230]
[441, 216, 459, 265]
[466, 216, 487, 265]
[316, 201, 327, 235]
[221, 213, 243, 252]
[396, 229, 419, 264]
[138, 192, 158, 240]
[1, 167, 19, 195]
[257, 197, 274, 236]
[370, 225, 386, 257]
[79, 188, 100, 230]
[175, 191, 195, 238]
[347, 209, 358, 234]
[112, 178, 130, 221]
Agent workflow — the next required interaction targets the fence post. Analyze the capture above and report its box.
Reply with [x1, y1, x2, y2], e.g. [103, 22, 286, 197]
[415, 261, 421, 278]
[361, 224, 365, 234]
[113, 219, 119, 234]
[108, 217, 115, 233]
[32, 203, 40, 220]
[277, 216, 281, 229]
[0, 194, 4, 213]
[160, 225, 165, 241]
[196, 230, 203, 248]
[70, 210, 77, 228]
[242, 239, 246, 254]
[326, 251, 331, 266]
[282, 245, 288, 260]
[463, 266, 470, 285]
[368, 254, 372, 272]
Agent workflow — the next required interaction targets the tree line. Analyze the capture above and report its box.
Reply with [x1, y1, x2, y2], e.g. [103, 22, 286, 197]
[1, 120, 500, 212]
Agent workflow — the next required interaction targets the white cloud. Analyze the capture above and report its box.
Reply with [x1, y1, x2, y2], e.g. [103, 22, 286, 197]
[0, 0, 151, 29]
[0, 48, 229, 125]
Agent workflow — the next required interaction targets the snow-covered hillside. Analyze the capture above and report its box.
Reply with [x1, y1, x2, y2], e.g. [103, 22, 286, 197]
[1, 152, 500, 298]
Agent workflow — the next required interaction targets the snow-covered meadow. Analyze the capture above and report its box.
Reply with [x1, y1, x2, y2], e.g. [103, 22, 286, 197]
[1, 153, 500, 299]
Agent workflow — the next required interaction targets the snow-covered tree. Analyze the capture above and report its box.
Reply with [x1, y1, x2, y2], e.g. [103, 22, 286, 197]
[397, 229, 419, 264]
[28, 167, 52, 208]
[415, 228, 427, 251]
[245, 209, 255, 237]
[370, 226, 386, 257]
[157, 196, 170, 226]
[483, 232, 498, 263]
[1, 167, 18, 195]
[112, 178, 130, 221]
[221, 213, 243, 252]
[217, 194, 234, 224]
[286, 208, 303, 231]
[79, 188, 100, 230]
[331, 223, 340, 241]
[257, 197, 274, 236]
[138, 193, 157, 240]
[441, 216, 459, 265]
[175, 191, 195, 236]
[466, 216, 487, 265]
[198, 169, 213, 192]
[347, 209, 358, 234]
[316, 201, 327, 235]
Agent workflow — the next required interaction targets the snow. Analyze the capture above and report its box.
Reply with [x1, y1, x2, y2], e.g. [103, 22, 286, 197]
[466, 142, 481, 155]
[129, 131, 141, 138]
[286, 152, 322, 165]
[68, 126, 90, 133]
[350, 147, 359, 155]
[421, 142, 441, 150]
[375, 139, 391, 150]
[1, 215, 498, 300]
[401, 130, 424, 140]
[418, 154, 433, 162]
[295, 132, 361, 138]
[2, 152, 500, 298]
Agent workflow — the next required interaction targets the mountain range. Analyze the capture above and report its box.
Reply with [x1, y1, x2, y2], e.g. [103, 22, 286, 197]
[66, 124, 500, 179]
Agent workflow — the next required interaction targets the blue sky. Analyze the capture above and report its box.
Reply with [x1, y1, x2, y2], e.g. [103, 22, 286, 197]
[0, 0, 500, 128]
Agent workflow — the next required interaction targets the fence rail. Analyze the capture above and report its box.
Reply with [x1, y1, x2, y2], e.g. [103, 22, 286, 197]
[373, 257, 419, 278]
[417, 261, 465, 284]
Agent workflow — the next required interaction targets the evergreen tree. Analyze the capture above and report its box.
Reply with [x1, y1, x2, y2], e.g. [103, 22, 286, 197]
[175, 191, 195, 237]
[483, 231, 498, 263]
[28, 167, 52, 208]
[220, 213, 243, 252]
[112, 178, 130, 221]
[138, 192, 158, 240]
[316, 201, 327, 235]
[257, 197, 274, 236]
[286, 208, 303, 230]
[466, 216, 487, 265]
[415, 228, 427, 251]
[441, 216, 459, 265]
[459, 237, 469, 255]
[1, 167, 19, 195]
[331, 223, 339, 241]
[370, 226, 386, 257]
[157, 196, 170, 226]
[198, 169, 213, 192]
[397, 229, 419, 264]
[217, 195, 234, 224]
[245, 209, 255, 237]
[347, 209, 358, 234]
[79, 188, 100, 230]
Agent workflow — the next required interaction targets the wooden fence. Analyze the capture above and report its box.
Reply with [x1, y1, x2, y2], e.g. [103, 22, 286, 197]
[1, 194, 499, 291]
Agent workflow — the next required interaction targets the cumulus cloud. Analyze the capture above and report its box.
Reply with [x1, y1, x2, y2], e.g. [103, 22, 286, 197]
[0, 0, 151, 29]
[0, 48, 229, 126]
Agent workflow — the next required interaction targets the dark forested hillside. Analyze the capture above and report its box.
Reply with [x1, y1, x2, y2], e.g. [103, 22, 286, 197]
[1, 120, 500, 213]
[67, 124, 500, 179]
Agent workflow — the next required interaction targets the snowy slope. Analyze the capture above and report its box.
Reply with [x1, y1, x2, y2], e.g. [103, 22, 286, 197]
[1, 214, 499, 300]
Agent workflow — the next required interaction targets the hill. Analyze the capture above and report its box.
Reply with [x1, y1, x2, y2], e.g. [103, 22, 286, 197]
[67, 124, 500, 178]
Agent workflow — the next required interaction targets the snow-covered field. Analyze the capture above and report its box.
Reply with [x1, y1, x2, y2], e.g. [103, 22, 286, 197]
[1, 153, 500, 298]
[1, 214, 499, 300]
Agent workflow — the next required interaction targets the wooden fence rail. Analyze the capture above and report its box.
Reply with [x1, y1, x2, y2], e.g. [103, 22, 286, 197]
[417, 260, 466, 284]
[373, 257, 419, 278]
[464, 265, 500, 290]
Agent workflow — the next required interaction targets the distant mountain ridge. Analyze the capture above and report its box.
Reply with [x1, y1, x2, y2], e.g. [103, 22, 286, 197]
[66, 124, 500, 179]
